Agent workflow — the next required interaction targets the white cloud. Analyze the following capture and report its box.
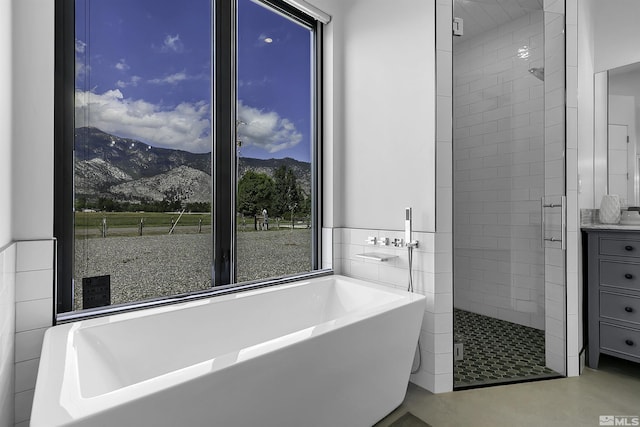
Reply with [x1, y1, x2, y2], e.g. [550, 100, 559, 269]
[115, 75, 142, 88]
[115, 59, 130, 71]
[76, 59, 90, 81]
[238, 76, 269, 88]
[75, 39, 89, 80]
[75, 39, 86, 53]
[160, 34, 184, 53]
[149, 71, 188, 85]
[237, 101, 302, 153]
[75, 89, 211, 153]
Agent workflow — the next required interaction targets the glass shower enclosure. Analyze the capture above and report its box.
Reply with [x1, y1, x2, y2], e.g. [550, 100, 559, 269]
[452, 0, 566, 388]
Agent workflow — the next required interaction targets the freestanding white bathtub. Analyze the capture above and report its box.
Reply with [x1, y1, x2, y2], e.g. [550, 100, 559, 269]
[31, 275, 425, 427]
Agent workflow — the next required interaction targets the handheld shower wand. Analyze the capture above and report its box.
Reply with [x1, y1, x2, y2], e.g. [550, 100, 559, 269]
[405, 208, 418, 292]
[405, 207, 412, 246]
[405, 207, 418, 248]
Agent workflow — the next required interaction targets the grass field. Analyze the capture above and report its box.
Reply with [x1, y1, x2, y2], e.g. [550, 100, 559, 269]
[75, 211, 310, 237]
[75, 211, 211, 229]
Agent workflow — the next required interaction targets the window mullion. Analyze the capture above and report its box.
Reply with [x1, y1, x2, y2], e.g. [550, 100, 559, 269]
[54, 0, 76, 315]
[213, 0, 237, 286]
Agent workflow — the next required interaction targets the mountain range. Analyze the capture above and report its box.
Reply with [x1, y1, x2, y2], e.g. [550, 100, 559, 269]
[74, 127, 311, 205]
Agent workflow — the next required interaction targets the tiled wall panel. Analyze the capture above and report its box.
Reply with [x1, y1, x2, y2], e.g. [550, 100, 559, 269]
[333, 227, 452, 393]
[543, 3, 567, 376]
[565, 0, 580, 377]
[0, 243, 16, 427]
[433, 0, 454, 393]
[12, 240, 54, 426]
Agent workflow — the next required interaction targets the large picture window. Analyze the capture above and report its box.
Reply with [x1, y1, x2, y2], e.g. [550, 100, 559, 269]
[55, 0, 322, 315]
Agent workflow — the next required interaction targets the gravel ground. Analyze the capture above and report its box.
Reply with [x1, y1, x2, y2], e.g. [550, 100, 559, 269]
[73, 229, 312, 311]
[236, 229, 312, 282]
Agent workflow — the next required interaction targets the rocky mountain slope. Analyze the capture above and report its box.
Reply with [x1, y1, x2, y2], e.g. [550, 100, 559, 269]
[74, 127, 311, 205]
[109, 165, 211, 203]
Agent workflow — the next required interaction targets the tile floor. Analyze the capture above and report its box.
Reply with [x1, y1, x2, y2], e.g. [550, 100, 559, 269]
[376, 355, 640, 427]
[454, 309, 559, 388]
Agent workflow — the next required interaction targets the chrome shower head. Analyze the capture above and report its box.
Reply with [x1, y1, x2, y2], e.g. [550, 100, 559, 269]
[528, 67, 544, 81]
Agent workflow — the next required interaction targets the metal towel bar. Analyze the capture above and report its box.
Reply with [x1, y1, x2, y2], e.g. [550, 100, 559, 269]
[541, 196, 566, 251]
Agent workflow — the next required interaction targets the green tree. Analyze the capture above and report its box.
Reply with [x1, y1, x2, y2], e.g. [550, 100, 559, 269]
[98, 197, 118, 212]
[273, 166, 302, 217]
[300, 192, 311, 215]
[186, 202, 211, 212]
[75, 196, 87, 211]
[237, 171, 274, 215]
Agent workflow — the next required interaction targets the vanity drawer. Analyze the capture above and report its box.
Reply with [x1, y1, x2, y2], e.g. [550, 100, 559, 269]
[600, 261, 640, 291]
[600, 323, 640, 359]
[600, 238, 640, 258]
[600, 291, 640, 325]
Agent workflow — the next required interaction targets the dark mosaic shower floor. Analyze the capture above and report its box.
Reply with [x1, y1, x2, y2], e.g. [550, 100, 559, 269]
[454, 309, 559, 388]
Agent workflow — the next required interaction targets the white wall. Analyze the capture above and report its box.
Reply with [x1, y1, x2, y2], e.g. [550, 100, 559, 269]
[577, 0, 595, 210]
[0, 0, 14, 424]
[593, 0, 640, 73]
[12, 0, 54, 242]
[0, 0, 12, 248]
[313, 0, 436, 232]
[312, 0, 453, 393]
[6, 1, 55, 425]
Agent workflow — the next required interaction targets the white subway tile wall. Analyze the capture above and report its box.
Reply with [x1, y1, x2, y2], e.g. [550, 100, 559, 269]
[543, 3, 567, 376]
[0, 243, 16, 427]
[12, 240, 54, 426]
[430, 0, 454, 393]
[565, 0, 580, 377]
[332, 227, 453, 393]
[453, 10, 546, 330]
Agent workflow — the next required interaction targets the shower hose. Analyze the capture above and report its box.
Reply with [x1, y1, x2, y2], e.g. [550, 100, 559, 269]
[408, 244, 422, 374]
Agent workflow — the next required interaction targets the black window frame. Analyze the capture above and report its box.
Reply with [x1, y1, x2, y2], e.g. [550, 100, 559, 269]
[54, 0, 325, 320]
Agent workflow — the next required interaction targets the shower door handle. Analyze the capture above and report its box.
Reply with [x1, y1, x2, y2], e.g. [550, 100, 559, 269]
[541, 196, 566, 251]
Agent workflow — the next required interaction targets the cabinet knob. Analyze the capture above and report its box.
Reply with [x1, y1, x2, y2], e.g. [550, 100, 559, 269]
[625, 306, 634, 313]
[625, 245, 634, 251]
[625, 339, 635, 346]
[625, 273, 634, 280]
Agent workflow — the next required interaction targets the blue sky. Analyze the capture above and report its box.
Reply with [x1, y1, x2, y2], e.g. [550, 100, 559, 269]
[75, 0, 312, 162]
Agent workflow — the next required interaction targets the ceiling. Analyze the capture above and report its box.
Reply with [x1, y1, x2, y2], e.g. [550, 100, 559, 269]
[453, 0, 544, 42]
[609, 61, 640, 79]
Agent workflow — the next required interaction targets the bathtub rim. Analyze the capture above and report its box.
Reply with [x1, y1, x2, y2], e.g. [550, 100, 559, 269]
[34, 275, 426, 425]
[56, 269, 335, 325]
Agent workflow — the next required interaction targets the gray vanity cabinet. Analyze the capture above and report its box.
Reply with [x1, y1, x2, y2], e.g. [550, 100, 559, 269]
[585, 229, 640, 368]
